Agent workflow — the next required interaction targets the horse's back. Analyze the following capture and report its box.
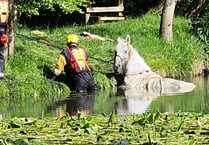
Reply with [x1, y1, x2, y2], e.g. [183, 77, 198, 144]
[124, 71, 163, 94]
[124, 71, 196, 95]
[162, 78, 196, 95]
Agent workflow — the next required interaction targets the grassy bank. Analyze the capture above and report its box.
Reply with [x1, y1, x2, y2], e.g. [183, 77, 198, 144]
[0, 14, 205, 99]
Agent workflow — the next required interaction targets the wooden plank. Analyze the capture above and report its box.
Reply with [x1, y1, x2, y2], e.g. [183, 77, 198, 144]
[86, 6, 124, 13]
[99, 16, 125, 21]
[99, 16, 125, 24]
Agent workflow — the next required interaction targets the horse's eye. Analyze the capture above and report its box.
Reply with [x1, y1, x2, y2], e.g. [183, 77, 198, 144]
[124, 50, 128, 54]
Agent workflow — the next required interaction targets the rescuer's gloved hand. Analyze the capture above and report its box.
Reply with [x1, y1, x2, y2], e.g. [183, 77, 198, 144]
[54, 68, 62, 76]
[51, 75, 57, 81]
[51, 68, 62, 81]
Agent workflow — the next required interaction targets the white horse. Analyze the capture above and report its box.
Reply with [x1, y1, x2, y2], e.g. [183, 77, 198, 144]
[113, 35, 195, 95]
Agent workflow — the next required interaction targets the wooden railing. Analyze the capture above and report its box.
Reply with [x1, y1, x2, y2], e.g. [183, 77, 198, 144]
[85, 0, 125, 24]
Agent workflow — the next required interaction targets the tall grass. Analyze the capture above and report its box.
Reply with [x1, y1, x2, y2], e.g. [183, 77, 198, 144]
[0, 14, 204, 99]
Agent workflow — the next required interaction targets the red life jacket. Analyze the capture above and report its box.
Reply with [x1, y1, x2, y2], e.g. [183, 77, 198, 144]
[0, 34, 8, 44]
[67, 46, 90, 73]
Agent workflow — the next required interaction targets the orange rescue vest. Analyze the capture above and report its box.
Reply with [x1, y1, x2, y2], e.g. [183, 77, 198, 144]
[67, 47, 90, 73]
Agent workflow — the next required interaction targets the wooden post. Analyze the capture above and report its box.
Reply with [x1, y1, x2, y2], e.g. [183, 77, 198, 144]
[85, 13, 90, 24]
[119, 0, 123, 6]
[118, 0, 123, 16]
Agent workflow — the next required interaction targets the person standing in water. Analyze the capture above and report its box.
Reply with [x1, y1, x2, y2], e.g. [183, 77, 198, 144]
[53, 34, 97, 92]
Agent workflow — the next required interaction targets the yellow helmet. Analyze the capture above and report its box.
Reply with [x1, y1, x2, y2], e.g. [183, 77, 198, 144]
[67, 34, 80, 44]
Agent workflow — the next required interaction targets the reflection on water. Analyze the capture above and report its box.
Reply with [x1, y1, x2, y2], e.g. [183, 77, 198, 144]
[115, 98, 152, 115]
[48, 92, 96, 117]
[0, 77, 209, 119]
[115, 87, 160, 115]
[148, 77, 209, 114]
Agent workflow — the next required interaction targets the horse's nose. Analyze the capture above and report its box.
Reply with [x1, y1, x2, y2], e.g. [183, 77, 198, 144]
[114, 55, 122, 73]
[114, 66, 117, 72]
[114, 65, 120, 73]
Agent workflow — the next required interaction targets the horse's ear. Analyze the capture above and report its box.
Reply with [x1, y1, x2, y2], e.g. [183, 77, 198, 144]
[117, 37, 122, 42]
[126, 35, 131, 44]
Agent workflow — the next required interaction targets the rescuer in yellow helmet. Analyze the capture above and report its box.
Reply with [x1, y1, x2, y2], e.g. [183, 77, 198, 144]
[67, 34, 80, 44]
[53, 34, 97, 93]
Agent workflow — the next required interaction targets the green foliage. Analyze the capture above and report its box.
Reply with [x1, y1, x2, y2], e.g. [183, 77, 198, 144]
[94, 73, 114, 90]
[175, 0, 194, 16]
[0, 112, 209, 144]
[132, 111, 161, 125]
[176, 0, 209, 60]
[192, 11, 209, 55]
[17, 0, 91, 16]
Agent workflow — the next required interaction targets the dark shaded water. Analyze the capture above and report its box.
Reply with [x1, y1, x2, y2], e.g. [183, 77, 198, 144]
[0, 77, 208, 119]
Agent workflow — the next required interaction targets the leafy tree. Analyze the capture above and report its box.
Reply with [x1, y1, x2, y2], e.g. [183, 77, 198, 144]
[17, 0, 91, 16]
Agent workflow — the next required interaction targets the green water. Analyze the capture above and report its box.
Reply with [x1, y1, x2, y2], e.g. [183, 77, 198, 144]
[149, 77, 209, 114]
[0, 77, 207, 119]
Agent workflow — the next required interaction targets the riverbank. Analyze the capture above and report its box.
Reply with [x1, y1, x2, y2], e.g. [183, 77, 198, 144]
[0, 14, 205, 99]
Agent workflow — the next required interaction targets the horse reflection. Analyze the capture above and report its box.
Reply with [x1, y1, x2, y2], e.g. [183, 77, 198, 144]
[115, 87, 160, 115]
[53, 92, 96, 117]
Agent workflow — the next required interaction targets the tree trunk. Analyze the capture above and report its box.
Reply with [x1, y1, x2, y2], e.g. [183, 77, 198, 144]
[159, 0, 176, 42]
[5, 0, 17, 58]
[185, 0, 209, 20]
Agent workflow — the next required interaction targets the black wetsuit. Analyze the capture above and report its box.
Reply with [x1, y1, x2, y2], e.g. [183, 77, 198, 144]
[0, 43, 5, 78]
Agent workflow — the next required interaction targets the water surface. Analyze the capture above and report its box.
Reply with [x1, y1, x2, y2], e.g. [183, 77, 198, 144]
[0, 77, 208, 119]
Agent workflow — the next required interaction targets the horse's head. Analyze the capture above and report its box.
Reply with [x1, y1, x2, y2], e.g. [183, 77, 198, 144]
[114, 35, 132, 74]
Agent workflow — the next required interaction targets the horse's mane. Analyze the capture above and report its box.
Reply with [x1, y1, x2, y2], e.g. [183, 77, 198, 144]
[125, 41, 151, 75]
